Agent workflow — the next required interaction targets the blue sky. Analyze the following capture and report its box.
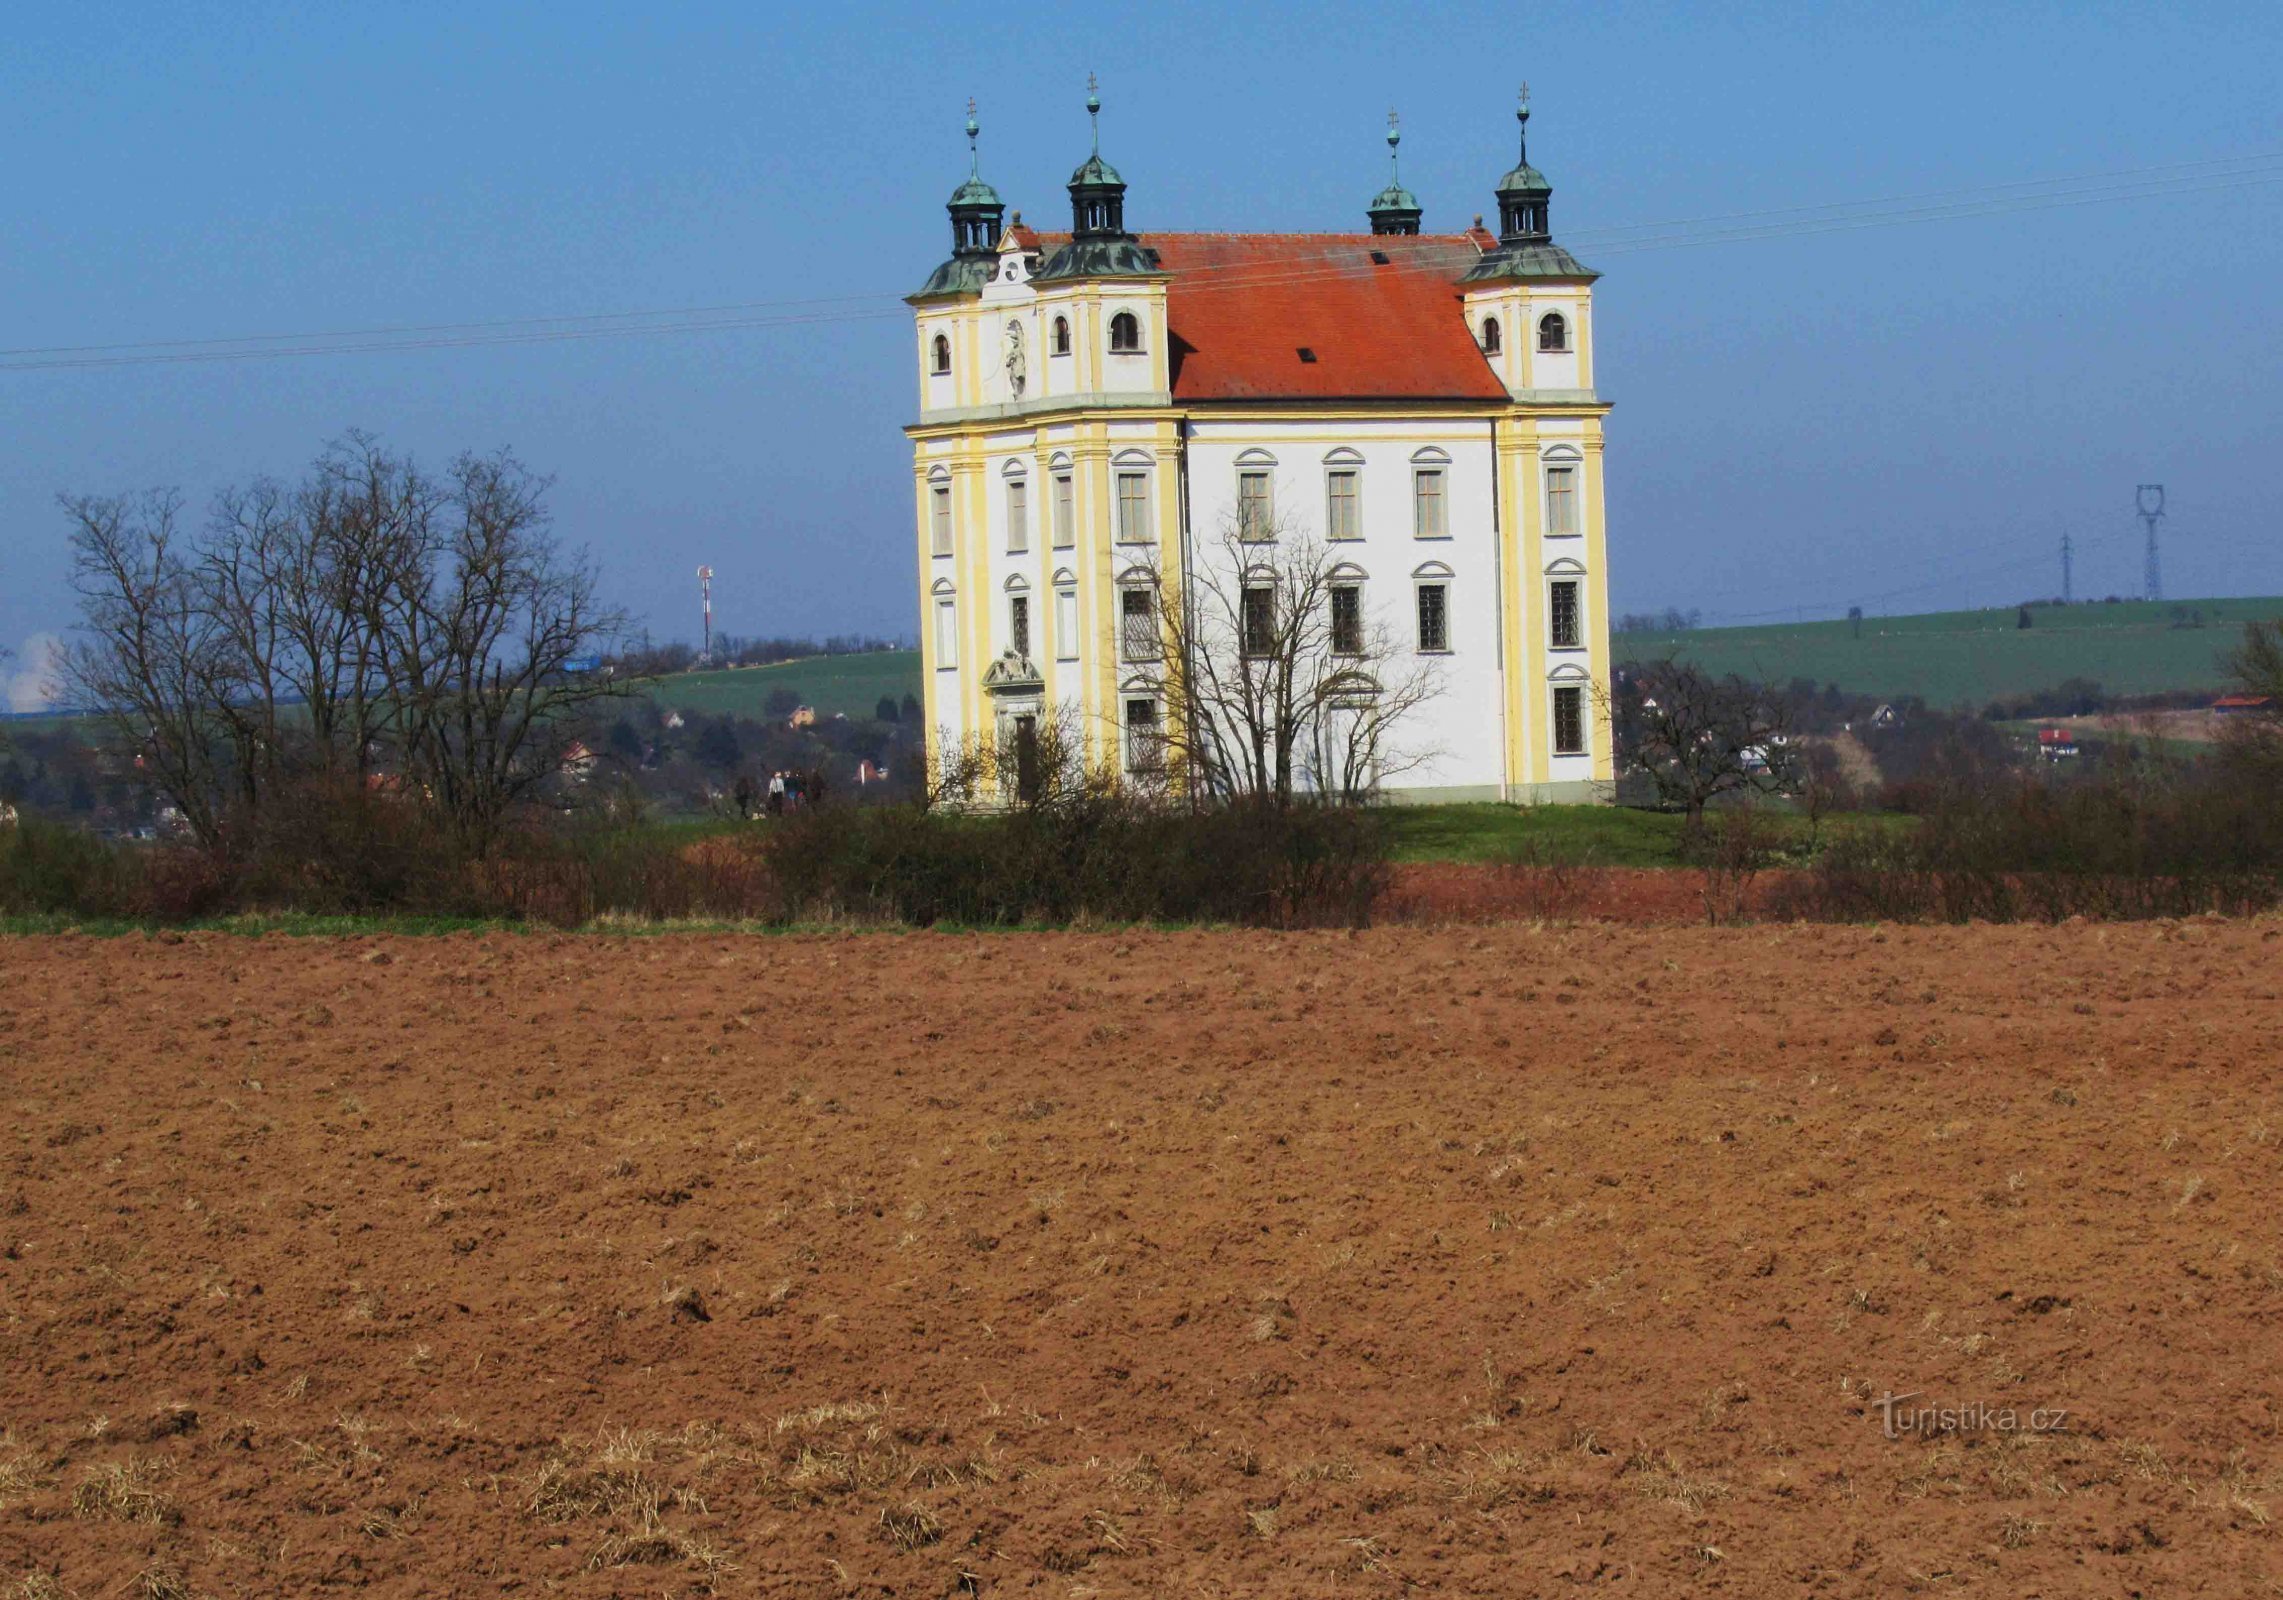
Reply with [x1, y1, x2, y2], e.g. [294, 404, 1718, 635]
[3, 0, 2278, 702]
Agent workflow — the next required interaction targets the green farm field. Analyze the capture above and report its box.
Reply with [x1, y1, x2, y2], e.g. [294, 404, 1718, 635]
[1616, 595, 2276, 707]
[640, 650, 921, 721]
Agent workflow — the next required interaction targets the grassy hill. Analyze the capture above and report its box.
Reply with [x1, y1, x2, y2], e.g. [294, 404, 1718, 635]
[1615, 597, 2277, 708]
[641, 651, 922, 722]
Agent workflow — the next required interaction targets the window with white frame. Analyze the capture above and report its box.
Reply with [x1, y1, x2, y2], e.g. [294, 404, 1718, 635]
[1054, 586, 1078, 660]
[930, 481, 953, 557]
[1413, 466, 1448, 538]
[1238, 469, 1273, 541]
[1008, 592, 1030, 658]
[1552, 684, 1587, 754]
[1549, 578, 1581, 649]
[931, 333, 952, 374]
[1006, 476, 1029, 552]
[1330, 583, 1363, 656]
[1052, 471, 1075, 548]
[933, 596, 958, 668]
[1051, 316, 1071, 356]
[1546, 462, 1578, 536]
[1416, 581, 1450, 652]
[1115, 468, 1151, 544]
[1538, 312, 1569, 352]
[1124, 697, 1163, 771]
[1120, 586, 1158, 660]
[1241, 584, 1275, 657]
[1109, 311, 1142, 353]
[1480, 316, 1502, 354]
[1326, 467, 1360, 540]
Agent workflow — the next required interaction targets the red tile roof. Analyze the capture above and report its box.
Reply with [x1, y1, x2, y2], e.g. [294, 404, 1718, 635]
[1041, 231, 1505, 402]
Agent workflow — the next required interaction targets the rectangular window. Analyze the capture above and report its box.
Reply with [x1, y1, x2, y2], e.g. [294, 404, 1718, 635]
[1006, 479, 1029, 553]
[1546, 465, 1578, 536]
[1330, 584, 1363, 655]
[1238, 469, 1273, 541]
[1009, 593, 1030, 658]
[933, 598, 958, 668]
[1416, 583, 1449, 652]
[1326, 468, 1360, 540]
[1413, 468, 1447, 538]
[1124, 698, 1163, 772]
[1549, 579, 1581, 649]
[1120, 587, 1158, 661]
[930, 483, 953, 557]
[1115, 470, 1151, 544]
[1052, 472, 1075, 548]
[1054, 588, 1078, 660]
[1241, 585, 1275, 657]
[1553, 685, 1586, 754]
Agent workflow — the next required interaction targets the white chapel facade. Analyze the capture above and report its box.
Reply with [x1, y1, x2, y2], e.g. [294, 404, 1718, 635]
[906, 87, 1615, 803]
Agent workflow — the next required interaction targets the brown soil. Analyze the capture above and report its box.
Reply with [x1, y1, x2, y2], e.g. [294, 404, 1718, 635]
[3, 923, 2281, 1597]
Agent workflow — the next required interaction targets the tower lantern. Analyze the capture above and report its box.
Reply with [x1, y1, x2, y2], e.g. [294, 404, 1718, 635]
[1367, 109, 1423, 235]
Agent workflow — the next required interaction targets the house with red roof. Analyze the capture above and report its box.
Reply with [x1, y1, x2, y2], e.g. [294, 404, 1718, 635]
[907, 85, 1613, 803]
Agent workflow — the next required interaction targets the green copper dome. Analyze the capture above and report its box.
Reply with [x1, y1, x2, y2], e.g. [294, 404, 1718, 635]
[949, 173, 1003, 209]
[1369, 180, 1420, 213]
[1495, 160, 1551, 198]
[1069, 152, 1124, 188]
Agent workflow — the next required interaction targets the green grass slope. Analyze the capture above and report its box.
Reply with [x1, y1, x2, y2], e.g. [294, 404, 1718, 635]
[640, 651, 922, 722]
[1615, 597, 2277, 707]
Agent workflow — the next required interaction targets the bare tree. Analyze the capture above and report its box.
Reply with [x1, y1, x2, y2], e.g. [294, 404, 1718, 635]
[1146, 511, 1440, 808]
[62, 490, 241, 848]
[62, 435, 633, 855]
[1616, 659, 1798, 825]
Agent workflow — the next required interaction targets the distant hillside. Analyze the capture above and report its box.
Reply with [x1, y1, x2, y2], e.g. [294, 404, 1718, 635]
[1615, 597, 2277, 707]
[641, 651, 922, 722]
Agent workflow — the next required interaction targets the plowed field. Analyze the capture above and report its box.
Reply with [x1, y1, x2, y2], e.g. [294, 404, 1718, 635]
[3, 922, 2280, 1596]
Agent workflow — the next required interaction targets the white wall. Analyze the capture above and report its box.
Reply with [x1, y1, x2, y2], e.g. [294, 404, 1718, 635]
[1183, 417, 1508, 795]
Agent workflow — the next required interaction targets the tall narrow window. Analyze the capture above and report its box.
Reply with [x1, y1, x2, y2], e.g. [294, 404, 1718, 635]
[1120, 588, 1158, 660]
[1052, 472, 1075, 548]
[1413, 468, 1448, 538]
[1115, 469, 1151, 544]
[1330, 584, 1363, 655]
[1052, 316, 1071, 355]
[1549, 579, 1581, 648]
[1326, 468, 1360, 540]
[1125, 698, 1162, 772]
[933, 598, 958, 668]
[931, 333, 952, 374]
[1480, 317, 1502, 354]
[1006, 478, 1029, 552]
[1552, 685, 1586, 754]
[1109, 311, 1141, 353]
[1546, 465, 1578, 536]
[1054, 587, 1078, 660]
[1238, 470, 1273, 541]
[1241, 585, 1275, 657]
[1416, 583, 1450, 652]
[1538, 312, 1569, 352]
[1009, 593, 1030, 658]
[930, 482, 953, 557]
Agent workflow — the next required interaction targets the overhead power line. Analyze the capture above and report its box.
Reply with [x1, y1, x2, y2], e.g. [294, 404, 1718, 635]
[2, 150, 2278, 374]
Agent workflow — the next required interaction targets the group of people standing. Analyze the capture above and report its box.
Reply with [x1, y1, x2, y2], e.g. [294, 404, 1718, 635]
[765, 769, 809, 815]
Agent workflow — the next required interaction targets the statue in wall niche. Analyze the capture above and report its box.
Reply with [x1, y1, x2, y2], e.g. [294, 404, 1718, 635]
[1004, 320, 1026, 397]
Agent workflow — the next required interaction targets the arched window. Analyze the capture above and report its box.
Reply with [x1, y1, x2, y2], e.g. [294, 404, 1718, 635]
[1480, 317, 1502, 355]
[1109, 311, 1141, 353]
[931, 333, 952, 374]
[1537, 312, 1569, 353]
[1052, 316, 1071, 356]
